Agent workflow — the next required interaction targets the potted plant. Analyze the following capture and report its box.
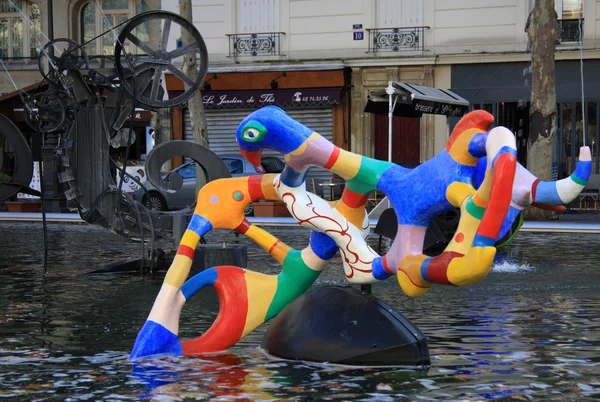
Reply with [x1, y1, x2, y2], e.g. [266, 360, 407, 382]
[5, 199, 42, 213]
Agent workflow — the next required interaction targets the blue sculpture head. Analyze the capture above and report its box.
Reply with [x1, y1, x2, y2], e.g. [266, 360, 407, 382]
[236, 106, 314, 166]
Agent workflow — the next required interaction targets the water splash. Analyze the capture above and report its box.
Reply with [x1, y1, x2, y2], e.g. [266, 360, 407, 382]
[492, 261, 534, 273]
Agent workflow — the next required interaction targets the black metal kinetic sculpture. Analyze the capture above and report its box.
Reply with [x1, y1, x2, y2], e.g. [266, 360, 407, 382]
[0, 11, 230, 268]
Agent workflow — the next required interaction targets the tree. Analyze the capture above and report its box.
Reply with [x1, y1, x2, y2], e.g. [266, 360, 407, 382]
[150, 109, 172, 149]
[525, 0, 560, 219]
[179, 0, 209, 192]
[148, 6, 172, 171]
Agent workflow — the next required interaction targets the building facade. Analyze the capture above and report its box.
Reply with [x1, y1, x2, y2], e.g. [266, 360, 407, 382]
[1, 0, 599, 209]
[159, 0, 598, 176]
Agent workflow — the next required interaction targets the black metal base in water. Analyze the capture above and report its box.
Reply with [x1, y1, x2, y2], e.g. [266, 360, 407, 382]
[87, 255, 170, 274]
[89, 244, 247, 274]
[261, 286, 430, 367]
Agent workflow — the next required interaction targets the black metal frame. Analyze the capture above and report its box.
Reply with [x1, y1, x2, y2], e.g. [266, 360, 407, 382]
[0, 11, 213, 269]
[366, 26, 428, 53]
[227, 32, 284, 57]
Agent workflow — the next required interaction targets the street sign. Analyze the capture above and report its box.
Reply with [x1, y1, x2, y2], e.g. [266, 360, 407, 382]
[353, 24, 363, 30]
[353, 31, 364, 40]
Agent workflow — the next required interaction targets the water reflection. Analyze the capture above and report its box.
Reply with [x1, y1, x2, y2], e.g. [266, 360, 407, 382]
[0, 222, 599, 399]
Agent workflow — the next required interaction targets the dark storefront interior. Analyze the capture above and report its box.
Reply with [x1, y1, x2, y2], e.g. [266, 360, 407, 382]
[451, 60, 600, 181]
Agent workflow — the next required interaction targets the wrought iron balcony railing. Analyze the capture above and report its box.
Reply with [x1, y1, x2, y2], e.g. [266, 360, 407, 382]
[366, 26, 428, 53]
[226, 32, 285, 57]
[0, 56, 38, 63]
[558, 18, 584, 43]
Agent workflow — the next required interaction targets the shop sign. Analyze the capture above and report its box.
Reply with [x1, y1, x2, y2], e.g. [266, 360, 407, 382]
[412, 99, 467, 117]
[170, 88, 342, 109]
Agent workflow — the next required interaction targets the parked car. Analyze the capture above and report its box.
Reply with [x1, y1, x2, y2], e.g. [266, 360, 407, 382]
[134, 155, 285, 215]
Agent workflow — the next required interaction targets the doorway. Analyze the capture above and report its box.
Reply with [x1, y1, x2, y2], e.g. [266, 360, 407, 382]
[374, 115, 420, 167]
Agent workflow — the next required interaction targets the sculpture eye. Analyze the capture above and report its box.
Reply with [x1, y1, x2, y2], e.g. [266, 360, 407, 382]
[241, 121, 266, 142]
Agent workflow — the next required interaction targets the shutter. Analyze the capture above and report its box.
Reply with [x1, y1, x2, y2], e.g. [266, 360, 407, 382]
[377, 0, 422, 27]
[184, 107, 334, 194]
[237, 0, 280, 33]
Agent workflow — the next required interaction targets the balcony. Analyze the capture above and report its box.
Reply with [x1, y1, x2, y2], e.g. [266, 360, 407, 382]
[558, 18, 584, 44]
[366, 26, 428, 54]
[226, 32, 285, 57]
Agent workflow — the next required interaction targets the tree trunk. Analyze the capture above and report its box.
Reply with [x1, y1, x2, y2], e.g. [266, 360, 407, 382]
[525, 0, 560, 220]
[179, 0, 208, 192]
[150, 109, 172, 173]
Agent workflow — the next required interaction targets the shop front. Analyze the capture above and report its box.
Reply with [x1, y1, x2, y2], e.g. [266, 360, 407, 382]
[350, 65, 436, 165]
[166, 68, 350, 192]
[450, 60, 600, 180]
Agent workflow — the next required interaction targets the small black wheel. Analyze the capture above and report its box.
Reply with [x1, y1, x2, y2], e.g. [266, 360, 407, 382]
[38, 38, 89, 84]
[244, 203, 254, 217]
[24, 92, 66, 133]
[114, 11, 208, 109]
[144, 192, 167, 211]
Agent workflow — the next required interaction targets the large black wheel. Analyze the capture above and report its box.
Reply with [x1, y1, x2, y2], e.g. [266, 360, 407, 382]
[144, 192, 167, 211]
[0, 114, 33, 201]
[114, 11, 208, 109]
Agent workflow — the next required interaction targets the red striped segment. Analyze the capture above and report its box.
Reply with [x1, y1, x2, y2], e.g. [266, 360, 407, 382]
[181, 266, 248, 354]
[477, 153, 516, 240]
[381, 255, 392, 275]
[234, 219, 252, 234]
[424, 251, 464, 285]
[340, 187, 370, 208]
[248, 175, 264, 201]
[177, 244, 195, 260]
[268, 240, 281, 254]
[531, 179, 540, 203]
[323, 146, 341, 170]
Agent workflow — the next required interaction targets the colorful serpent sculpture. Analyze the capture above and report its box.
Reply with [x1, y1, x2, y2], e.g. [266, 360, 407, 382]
[130, 107, 591, 358]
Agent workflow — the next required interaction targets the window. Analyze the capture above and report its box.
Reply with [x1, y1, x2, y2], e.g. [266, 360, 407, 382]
[81, 0, 148, 56]
[0, 1, 41, 61]
[376, 0, 423, 28]
[369, 0, 425, 53]
[175, 163, 196, 179]
[237, 0, 280, 33]
[222, 158, 244, 174]
[556, 0, 583, 19]
[556, 0, 584, 43]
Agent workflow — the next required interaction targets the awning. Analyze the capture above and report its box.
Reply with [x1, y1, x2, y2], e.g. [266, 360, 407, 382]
[170, 88, 342, 109]
[364, 82, 469, 118]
